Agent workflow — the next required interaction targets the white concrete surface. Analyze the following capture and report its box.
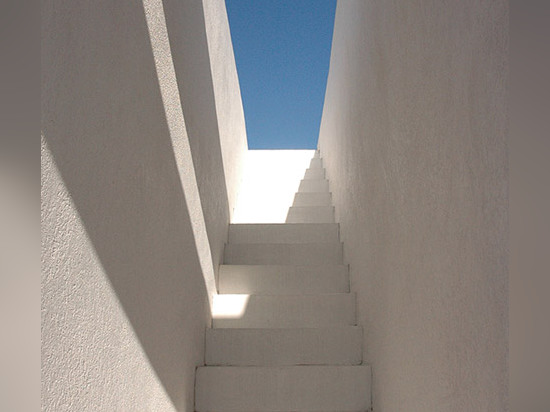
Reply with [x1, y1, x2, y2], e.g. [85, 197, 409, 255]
[286, 206, 335, 223]
[201, 152, 370, 409]
[232, 150, 315, 223]
[219, 264, 349, 294]
[318, 1, 508, 410]
[41, 0, 246, 409]
[212, 293, 356, 328]
[228, 223, 339, 244]
[163, 0, 247, 285]
[202, 0, 248, 219]
[298, 179, 330, 193]
[293, 192, 333, 207]
[144, 0, 217, 305]
[309, 158, 323, 169]
[304, 167, 326, 180]
[223, 242, 343, 265]
[205, 327, 362, 366]
[195, 365, 371, 411]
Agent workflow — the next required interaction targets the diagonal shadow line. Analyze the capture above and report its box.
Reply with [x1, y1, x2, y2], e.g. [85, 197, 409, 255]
[41, 0, 222, 409]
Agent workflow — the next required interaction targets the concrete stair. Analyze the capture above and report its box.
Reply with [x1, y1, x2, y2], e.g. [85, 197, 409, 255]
[286, 205, 335, 223]
[195, 151, 371, 411]
[228, 223, 339, 244]
[219, 264, 349, 294]
[205, 326, 362, 366]
[223, 242, 343, 265]
[212, 293, 356, 328]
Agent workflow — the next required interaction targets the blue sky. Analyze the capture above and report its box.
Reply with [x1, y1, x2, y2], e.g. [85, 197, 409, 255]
[225, 0, 336, 149]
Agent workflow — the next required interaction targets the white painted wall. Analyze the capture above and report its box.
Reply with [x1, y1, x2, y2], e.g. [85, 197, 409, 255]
[319, 1, 508, 410]
[232, 150, 315, 223]
[163, 0, 247, 284]
[41, 0, 245, 409]
[203, 0, 249, 220]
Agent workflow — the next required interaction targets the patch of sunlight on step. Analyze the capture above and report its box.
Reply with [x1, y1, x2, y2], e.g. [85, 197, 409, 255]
[232, 150, 315, 223]
[212, 294, 250, 319]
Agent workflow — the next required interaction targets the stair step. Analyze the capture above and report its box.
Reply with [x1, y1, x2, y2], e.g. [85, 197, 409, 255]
[309, 157, 323, 169]
[228, 223, 339, 244]
[293, 192, 332, 207]
[224, 242, 343, 265]
[219, 264, 349, 294]
[298, 179, 330, 193]
[195, 365, 371, 411]
[286, 206, 335, 223]
[304, 167, 325, 179]
[205, 326, 362, 366]
[212, 293, 356, 328]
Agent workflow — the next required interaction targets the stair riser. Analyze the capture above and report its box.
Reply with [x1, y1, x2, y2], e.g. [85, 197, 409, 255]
[309, 158, 323, 169]
[293, 192, 333, 207]
[286, 206, 335, 223]
[298, 179, 330, 193]
[228, 223, 339, 244]
[224, 243, 343, 265]
[219, 264, 349, 294]
[304, 168, 325, 180]
[212, 293, 356, 328]
[195, 365, 371, 411]
[205, 327, 362, 366]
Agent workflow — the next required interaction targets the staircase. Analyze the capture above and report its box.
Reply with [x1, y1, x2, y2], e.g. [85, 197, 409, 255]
[195, 151, 371, 411]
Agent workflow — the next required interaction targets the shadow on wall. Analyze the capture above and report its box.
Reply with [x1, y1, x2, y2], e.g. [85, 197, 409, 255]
[42, 0, 212, 409]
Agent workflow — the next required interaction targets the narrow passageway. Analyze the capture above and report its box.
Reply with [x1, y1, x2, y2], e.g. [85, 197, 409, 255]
[195, 150, 371, 411]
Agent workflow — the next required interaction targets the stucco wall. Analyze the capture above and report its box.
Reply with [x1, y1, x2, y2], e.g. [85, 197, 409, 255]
[202, 0, 249, 220]
[319, 1, 508, 410]
[164, 0, 246, 280]
[41, 0, 241, 409]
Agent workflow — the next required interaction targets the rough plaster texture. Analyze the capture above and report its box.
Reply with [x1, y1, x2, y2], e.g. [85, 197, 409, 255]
[40, 0, 243, 408]
[202, 0, 249, 219]
[319, 1, 508, 410]
[163, 0, 246, 282]
[41, 141, 180, 411]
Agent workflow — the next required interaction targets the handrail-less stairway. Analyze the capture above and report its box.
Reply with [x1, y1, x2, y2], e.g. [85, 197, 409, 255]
[195, 151, 372, 412]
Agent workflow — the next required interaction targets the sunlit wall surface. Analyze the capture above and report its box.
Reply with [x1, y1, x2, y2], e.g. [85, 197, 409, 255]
[232, 150, 315, 223]
[225, 0, 336, 149]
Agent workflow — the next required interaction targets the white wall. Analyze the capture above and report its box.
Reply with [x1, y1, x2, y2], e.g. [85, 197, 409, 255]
[319, 1, 508, 410]
[203, 0, 249, 220]
[163, 0, 247, 284]
[41, 0, 245, 409]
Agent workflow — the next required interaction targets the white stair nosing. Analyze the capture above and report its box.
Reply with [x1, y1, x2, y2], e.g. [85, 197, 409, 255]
[293, 192, 333, 207]
[298, 179, 330, 193]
